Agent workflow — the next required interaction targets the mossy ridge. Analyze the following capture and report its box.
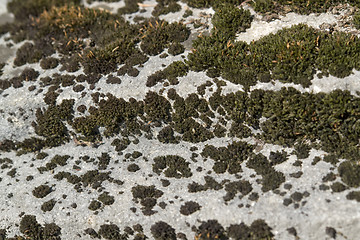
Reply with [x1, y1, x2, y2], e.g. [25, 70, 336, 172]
[188, 23, 360, 89]
[251, 0, 360, 15]
[6, 4, 189, 76]
[139, 18, 190, 56]
[7, 0, 80, 21]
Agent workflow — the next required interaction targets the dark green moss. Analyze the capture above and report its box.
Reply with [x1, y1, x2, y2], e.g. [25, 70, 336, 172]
[98, 224, 127, 240]
[144, 91, 171, 122]
[168, 42, 185, 56]
[294, 143, 311, 159]
[17, 215, 61, 240]
[201, 141, 254, 174]
[346, 191, 360, 202]
[224, 180, 252, 202]
[98, 152, 111, 170]
[140, 19, 190, 56]
[247, 154, 285, 192]
[179, 201, 201, 215]
[40, 57, 59, 69]
[212, 3, 252, 38]
[195, 220, 227, 240]
[128, 163, 140, 172]
[118, 0, 142, 14]
[157, 126, 179, 143]
[323, 154, 339, 165]
[32, 184, 52, 198]
[88, 200, 102, 211]
[338, 161, 360, 188]
[150, 221, 176, 240]
[188, 175, 222, 193]
[41, 199, 56, 212]
[188, 23, 360, 89]
[98, 192, 115, 205]
[153, 155, 192, 178]
[331, 182, 347, 192]
[6, 168, 16, 178]
[269, 150, 288, 165]
[353, 10, 360, 30]
[251, 0, 360, 15]
[131, 185, 163, 215]
[81, 170, 112, 189]
[152, 1, 181, 17]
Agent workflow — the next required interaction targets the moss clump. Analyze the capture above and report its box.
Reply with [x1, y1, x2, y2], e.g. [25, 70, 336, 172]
[41, 199, 56, 212]
[247, 153, 285, 192]
[152, 1, 181, 17]
[338, 161, 360, 188]
[144, 91, 171, 122]
[153, 155, 192, 178]
[88, 200, 102, 211]
[131, 185, 164, 215]
[195, 220, 227, 240]
[98, 192, 115, 205]
[150, 221, 176, 240]
[188, 23, 360, 89]
[157, 126, 179, 143]
[180, 201, 201, 215]
[140, 18, 190, 56]
[251, 0, 360, 15]
[147, 61, 188, 87]
[40, 57, 59, 69]
[188, 176, 223, 193]
[7, 0, 80, 21]
[14, 43, 44, 67]
[224, 180, 252, 202]
[346, 191, 360, 202]
[98, 224, 128, 240]
[269, 150, 288, 165]
[18, 215, 61, 240]
[212, 3, 252, 38]
[32, 184, 52, 198]
[201, 141, 254, 174]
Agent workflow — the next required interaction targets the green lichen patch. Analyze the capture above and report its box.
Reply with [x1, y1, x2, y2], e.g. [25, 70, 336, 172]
[201, 141, 254, 174]
[152, 155, 192, 178]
